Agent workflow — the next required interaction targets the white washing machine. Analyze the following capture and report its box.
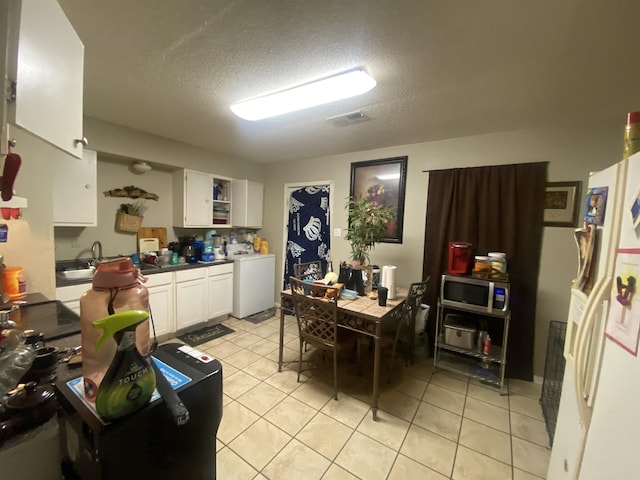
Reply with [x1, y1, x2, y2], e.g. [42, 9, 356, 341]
[227, 243, 276, 318]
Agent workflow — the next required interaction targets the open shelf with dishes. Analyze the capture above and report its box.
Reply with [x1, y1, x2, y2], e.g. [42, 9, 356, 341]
[173, 169, 233, 228]
[212, 177, 232, 226]
[433, 274, 511, 393]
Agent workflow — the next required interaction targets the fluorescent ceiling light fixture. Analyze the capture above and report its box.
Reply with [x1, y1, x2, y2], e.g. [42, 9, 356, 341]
[376, 173, 400, 180]
[230, 68, 376, 121]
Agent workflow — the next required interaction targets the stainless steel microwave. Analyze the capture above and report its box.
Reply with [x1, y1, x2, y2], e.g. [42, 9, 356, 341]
[440, 274, 510, 315]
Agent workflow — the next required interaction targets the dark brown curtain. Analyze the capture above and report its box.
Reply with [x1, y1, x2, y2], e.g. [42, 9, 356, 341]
[422, 162, 547, 380]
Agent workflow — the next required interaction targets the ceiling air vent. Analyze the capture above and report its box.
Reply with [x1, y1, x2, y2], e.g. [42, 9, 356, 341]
[326, 110, 370, 127]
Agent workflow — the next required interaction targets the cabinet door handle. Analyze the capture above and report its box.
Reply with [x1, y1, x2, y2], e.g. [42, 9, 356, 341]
[74, 137, 88, 147]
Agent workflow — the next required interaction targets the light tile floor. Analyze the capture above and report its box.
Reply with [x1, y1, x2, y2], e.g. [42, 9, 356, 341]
[170, 314, 551, 479]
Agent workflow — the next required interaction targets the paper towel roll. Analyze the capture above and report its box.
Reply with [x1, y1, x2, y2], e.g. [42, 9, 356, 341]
[381, 265, 397, 300]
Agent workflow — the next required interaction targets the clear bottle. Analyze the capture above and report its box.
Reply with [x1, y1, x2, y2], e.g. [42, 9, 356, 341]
[0, 331, 36, 394]
[80, 258, 150, 403]
[473, 256, 491, 273]
[488, 252, 507, 274]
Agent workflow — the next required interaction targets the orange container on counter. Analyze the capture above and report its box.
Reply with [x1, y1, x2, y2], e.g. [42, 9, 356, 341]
[3, 266, 26, 299]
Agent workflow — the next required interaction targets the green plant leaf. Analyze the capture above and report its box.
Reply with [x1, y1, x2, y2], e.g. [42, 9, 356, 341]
[345, 196, 395, 264]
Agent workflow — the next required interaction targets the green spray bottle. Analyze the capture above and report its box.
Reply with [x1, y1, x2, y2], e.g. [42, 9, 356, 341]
[92, 310, 156, 422]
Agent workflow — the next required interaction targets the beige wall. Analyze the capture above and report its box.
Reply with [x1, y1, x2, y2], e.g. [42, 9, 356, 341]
[1, 126, 58, 299]
[83, 117, 265, 180]
[54, 118, 268, 260]
[54, 157, 176, 259]
[261, 122, 622, 377]
[11, 114, 622, 377]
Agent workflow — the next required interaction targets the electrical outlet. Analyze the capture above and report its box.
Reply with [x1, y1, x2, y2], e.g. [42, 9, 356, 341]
[333, 228, 342, 237]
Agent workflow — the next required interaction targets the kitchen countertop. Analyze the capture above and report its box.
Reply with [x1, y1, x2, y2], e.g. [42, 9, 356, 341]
[1, 291, 50, 308]
[55, 258, 234, 288]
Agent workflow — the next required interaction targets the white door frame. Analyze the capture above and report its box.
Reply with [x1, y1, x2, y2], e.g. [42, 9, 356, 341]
[282, 180, 334, 280]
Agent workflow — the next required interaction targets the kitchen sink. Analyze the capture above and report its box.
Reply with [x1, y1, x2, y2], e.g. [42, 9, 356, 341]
[137, 263, 160, 271]
[58, 266, 96, 280]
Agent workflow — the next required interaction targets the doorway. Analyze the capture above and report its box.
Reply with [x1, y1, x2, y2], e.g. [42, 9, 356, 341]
[282, 181, 334, 289]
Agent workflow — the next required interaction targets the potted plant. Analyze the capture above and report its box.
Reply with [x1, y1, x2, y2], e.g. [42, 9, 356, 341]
[116, 200, 148, 232]
[345, 196, 395, 294]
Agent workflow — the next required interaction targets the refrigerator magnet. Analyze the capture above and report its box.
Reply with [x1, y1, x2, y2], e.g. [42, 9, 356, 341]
[585, 186, 608, 226]
[629, 184, 640, 229]
[606, 249, 640, 356]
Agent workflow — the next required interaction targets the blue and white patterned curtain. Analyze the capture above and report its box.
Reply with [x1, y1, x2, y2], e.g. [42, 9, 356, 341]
[283, 185, 331, 289]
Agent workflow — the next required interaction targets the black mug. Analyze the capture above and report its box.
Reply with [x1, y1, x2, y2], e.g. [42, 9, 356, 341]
[378, 287, 388, 306]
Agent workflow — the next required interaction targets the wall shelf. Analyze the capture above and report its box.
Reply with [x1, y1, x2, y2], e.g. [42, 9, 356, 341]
[0, 195, 27, 209]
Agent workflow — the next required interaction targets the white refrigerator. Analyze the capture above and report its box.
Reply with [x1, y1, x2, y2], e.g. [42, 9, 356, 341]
[548, 150, 640, 479]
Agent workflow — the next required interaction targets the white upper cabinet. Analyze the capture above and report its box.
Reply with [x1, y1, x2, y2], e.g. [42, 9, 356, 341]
[231, 179, 263, 228]
[53, 148, 97, 226]
[1, 0, 85, 158]
[175, 169, 212, 227]
[173, 169, 232, 228]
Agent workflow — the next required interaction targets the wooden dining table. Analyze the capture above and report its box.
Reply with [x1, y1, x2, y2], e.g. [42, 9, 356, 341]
[278, 287, 407, 420]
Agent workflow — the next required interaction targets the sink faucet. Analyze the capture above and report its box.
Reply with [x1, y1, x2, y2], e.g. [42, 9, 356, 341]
[91, 241, 103, 263]
[0, 305, 19, 329]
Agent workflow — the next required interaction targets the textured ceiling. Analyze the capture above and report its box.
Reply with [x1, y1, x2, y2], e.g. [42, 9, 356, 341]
[58, 0, 640, 163]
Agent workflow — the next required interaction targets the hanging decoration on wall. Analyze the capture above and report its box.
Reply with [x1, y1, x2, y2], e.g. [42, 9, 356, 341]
[103, 185, 159, 201]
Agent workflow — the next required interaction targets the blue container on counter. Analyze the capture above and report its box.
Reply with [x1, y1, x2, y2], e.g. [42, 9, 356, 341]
[201, 253, 215, 262]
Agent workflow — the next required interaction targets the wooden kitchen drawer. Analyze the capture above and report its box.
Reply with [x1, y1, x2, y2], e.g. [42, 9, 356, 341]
[207, 263, 233, 276]
[175, 268, 207, 283]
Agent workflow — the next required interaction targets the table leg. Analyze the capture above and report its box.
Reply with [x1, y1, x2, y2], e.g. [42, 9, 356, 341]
[278, 294, 285, 372]
[372, 323, 382, 421]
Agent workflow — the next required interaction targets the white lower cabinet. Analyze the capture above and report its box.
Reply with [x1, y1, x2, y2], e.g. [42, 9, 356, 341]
[56, 263, 234, 335]
[175, 268, 208, 330]
[55, 283, 90, 316]
[207, 263, 233, 321]
[145, 272, 175, 337]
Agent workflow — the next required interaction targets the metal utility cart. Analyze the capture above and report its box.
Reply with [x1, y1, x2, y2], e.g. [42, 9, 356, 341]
[433, 275, 510, 393]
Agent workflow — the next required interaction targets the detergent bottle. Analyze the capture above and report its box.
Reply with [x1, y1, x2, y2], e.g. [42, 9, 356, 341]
[259, 238, 269, 255]
[80, 258, 150, 403]
[93, 310, 156, 422]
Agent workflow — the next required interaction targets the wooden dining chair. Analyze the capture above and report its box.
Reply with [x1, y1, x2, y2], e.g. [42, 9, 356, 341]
[386, 277, 430, 381]
[292, 260, 325, 353]
[290, 276, 353, 400]
[293, 260, 324, 282]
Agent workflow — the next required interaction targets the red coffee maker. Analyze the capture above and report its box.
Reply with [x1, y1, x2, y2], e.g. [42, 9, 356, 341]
[447, 242, 472, 276]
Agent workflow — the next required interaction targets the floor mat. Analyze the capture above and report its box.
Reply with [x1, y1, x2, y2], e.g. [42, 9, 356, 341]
[244, 307, 277, 324]
[177, 323, 234, 347]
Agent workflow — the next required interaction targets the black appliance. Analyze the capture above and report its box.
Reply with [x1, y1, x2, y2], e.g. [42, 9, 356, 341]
[178, 236, 198, 263]
[7, 299, 80, 341]
[57, 343, 223, 479]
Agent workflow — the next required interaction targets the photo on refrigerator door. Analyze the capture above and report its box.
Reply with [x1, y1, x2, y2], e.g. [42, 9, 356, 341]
[584, 186, 608, 226]
[574, 224, 598, 294]
[629, 184, 640, 229]
[605, 249, 640, 355]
